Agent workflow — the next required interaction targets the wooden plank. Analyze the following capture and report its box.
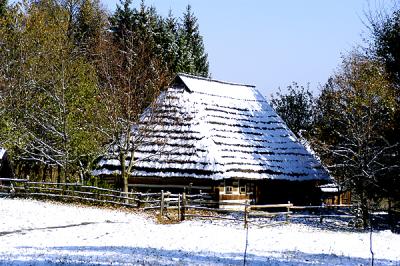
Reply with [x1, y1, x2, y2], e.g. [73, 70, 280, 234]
[249, 211, 292, 217]
[249, 203, 293, 209]
[250, 221, 288, 228]
[218, 201, 248, 206]
[0, 178, 28, 182]
[320, 214, 354, 218]
[182, 193, 186, 221]
[143, 206, 160, 210]
[16, 192, 137, 207]
[184, 214, 244, 222]
[27, 186, 63, 192]
[160, 190, 164, 218]
[290, 214, 354, 219]
[186, 206, 242, 213]
[290, 204, 354, 210]
[129, 183, 212, 190]
[27, 181, 78, 186]
[178, 194, 181, 220]
[244, 203, 248, 228]
[137, 199, 161, 204]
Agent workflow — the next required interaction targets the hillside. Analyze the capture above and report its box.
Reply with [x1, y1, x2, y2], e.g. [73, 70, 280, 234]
[0, 198, 399, 265]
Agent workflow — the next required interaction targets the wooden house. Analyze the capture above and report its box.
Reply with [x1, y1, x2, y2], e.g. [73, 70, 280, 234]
[94, 74, 332, 206]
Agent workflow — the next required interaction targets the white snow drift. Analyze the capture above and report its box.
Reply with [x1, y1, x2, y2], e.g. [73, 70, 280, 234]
[0, 198, 399, 265]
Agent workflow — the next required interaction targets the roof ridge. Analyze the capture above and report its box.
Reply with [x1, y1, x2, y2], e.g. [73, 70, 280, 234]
[177, 73, 256, 88]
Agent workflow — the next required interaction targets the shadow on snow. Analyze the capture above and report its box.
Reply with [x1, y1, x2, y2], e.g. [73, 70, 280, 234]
[1, 246, 397, 266]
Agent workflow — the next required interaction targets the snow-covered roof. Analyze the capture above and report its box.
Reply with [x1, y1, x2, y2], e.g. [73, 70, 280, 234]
[94, 74, 331, 182]
[319, 183, 340, 193]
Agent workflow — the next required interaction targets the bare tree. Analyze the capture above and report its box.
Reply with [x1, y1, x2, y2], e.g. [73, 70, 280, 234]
[96, 28, 173, 194]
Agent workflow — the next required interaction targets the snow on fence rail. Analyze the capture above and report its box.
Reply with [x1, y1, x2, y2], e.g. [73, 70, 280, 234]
[0, 178, 357, 227]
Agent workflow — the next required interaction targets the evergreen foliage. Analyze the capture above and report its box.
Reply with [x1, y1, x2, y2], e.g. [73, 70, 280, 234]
[176, 5, 209, 77]
[371, 9, 400, 88]
[74, 0, 108, 57]
[110, 1, 209, 77]
[270, 83, 314, 137]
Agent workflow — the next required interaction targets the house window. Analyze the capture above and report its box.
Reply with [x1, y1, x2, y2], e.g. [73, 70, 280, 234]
[225, 186, 233, 194]
[240, 186, 246, 194]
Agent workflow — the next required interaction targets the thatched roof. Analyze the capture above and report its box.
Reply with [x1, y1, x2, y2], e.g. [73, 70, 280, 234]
[94, 74, 330, 182]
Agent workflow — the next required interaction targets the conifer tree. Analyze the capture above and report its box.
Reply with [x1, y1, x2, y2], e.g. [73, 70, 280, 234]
[177, 5, 209, 77]
[109, 0, 136, 45]
[74, 0, 108, 57]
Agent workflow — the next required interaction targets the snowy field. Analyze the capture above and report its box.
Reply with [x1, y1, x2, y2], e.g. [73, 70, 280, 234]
[0, 198, 399, 265]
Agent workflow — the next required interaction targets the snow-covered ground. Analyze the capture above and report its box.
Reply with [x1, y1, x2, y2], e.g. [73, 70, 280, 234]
[0, 198, 399, 265]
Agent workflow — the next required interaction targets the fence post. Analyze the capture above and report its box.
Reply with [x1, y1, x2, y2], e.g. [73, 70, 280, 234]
[244, 200, 249, 229]
[178, 193, 181, 222]
[24, 176, 29, 195]
[10, 182, 15, 197]
[181, 192, 186, 221]
[137, 193, 142, 208]
[286, 201, 291, 223]
[160, 190, 164, 219]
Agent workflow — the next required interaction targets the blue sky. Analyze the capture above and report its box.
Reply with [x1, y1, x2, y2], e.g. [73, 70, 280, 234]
[102, 0, 391, 97]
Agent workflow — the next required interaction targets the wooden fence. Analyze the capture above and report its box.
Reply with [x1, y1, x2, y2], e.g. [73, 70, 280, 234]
[0, 178, 162, 208]
[153, 190, 357, 227]
[0, 178, 357, 227]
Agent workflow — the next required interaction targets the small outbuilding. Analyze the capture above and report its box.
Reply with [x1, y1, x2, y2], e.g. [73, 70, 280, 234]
[319, 183, 351, 205]
[94, 74, 332, 205]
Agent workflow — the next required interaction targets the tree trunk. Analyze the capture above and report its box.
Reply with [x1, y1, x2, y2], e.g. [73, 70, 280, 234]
[119, 152, 128, 193]
[361, 195, 370, 229]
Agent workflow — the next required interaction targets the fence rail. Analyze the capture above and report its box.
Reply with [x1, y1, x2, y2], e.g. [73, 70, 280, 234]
[0, 178, 358, 227]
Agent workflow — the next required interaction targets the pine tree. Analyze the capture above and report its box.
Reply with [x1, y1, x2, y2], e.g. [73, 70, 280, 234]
[153, 10, 179, 72]
[178, 5, 209, 77]
[109, 0, 135, 45]
[74, 0, 107, 57]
